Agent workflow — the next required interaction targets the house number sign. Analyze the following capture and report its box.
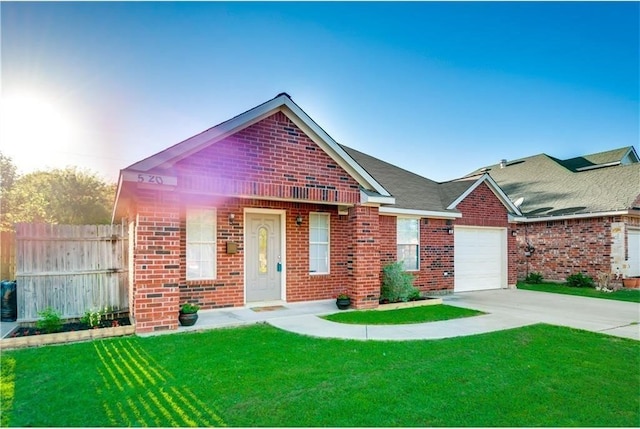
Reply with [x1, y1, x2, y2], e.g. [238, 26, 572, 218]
[123, 171, 178, 187]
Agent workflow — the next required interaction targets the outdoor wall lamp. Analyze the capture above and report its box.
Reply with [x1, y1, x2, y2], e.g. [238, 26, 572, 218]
[228, 213, 235, 224]
[511, 230, 517, 237]
[447, 228, 454, 234]
[296, 215, 304, 226]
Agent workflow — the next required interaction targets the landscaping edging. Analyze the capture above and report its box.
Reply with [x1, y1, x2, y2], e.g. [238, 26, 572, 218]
[0, 325, 135, 350]
[376, 297, 443, 311]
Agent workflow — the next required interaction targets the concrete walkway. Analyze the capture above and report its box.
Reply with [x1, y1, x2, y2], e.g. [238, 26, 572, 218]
[5, 289, 637, 341]
[162, 289, 640, 341]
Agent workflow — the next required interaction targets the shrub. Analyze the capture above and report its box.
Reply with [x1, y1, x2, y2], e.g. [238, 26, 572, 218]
[381, 262, 419, 302]
[525, 272, 544, 284]
[180, 303, 200, 314]
[566, 272, 594, 288]
[36, 307, 63, 334]
[80, 308, 105, 328]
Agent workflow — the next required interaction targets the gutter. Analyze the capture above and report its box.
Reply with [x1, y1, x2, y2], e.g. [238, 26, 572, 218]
[379, 207, 462, 219]
[509, 209, 639, 223]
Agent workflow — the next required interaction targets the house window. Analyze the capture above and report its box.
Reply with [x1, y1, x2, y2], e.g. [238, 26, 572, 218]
[309, 212, 330, 274]
[186, 208, 216, 280]
[397, 218, 419, 271]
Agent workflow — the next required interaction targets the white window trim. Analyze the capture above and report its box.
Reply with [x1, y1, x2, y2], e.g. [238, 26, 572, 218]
[397, 217, 420, 271]
[309, 212, 330, 275]
[186, 207, 217, 281]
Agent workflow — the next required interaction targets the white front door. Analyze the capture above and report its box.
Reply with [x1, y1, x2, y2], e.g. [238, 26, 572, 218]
[246, 213, 282, 302]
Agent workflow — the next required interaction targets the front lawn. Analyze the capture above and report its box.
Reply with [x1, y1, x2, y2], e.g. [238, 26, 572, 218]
[518, 282, 640, 303]
[323, 304, 483, 325]
[2, 324, 638, 427]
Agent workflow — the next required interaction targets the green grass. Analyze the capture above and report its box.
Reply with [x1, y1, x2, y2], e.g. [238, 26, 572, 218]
[323, 304, 483, 325]
[2, 324, 639, 427]
[518, 282, 640, 303]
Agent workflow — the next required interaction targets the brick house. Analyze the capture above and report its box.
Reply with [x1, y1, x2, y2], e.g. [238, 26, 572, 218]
[113, 93, 521, 333]
[466, 147, 640, 283]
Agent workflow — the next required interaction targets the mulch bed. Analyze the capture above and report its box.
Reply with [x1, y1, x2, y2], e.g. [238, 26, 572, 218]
[379, 297, 436, 304]
[8, 317, 132, 338]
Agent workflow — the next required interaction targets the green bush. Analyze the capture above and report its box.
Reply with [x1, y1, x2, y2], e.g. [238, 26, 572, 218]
[381, 262, 419, 302]
[566, 272, 594, 288]
[180, 303, 200, 314]
[525, 272, 544, 284]
[36, 307, 63, 334]
[80, 308, 104, 328]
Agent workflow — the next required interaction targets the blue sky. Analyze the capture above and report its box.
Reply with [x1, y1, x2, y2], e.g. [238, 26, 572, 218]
[1, 1, 638, 183]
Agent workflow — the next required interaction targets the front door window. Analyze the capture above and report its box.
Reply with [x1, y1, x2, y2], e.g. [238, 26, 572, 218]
[258, 226, 268, 274]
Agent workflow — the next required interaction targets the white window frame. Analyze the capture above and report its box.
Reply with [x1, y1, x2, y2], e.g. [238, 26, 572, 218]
[397, 217, 419, 271]
[309, 212, 330, 275]
[186, 207, 217, 280]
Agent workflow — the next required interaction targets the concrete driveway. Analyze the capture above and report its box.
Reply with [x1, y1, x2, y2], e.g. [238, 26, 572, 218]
[443, 289, 640, 340]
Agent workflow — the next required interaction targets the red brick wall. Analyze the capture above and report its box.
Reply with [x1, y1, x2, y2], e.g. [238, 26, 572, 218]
[349, 205, 381, 308]
[379, 216, 455, 293]
[515, 216, 615, 282]
[132, 189, 181, 333]
[379, 215, 396, 267]
[172, 112, 361, 205]
[280, 205, 351, 303]
[455, 183, 509, 228]
[417, 218, 455, 291]
[454, 182, 517, 286]
[172, 197, 353, 309]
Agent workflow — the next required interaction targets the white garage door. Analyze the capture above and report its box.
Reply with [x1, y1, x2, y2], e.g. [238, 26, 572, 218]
[628, 229, 640, 277]
[454, 227, 507, 292]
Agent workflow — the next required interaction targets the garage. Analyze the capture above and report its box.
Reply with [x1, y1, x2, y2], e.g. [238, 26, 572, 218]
[628, 229, 640, 277]
[454, 226, 507, 292]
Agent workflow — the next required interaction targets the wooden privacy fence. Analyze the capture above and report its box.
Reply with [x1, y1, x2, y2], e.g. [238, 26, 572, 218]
[1, 231, 16, 280]
[15, 223, 129, 321]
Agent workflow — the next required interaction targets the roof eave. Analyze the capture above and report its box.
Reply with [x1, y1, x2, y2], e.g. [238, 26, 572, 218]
[379, 207, 462, 219]
[360, 189, 395, 205]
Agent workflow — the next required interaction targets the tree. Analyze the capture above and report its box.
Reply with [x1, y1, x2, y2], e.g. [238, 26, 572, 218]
[0, 152, 18, 230]
[3, 167, 115, 226]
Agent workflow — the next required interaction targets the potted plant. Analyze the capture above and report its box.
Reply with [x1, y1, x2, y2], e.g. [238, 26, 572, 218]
[178, 303, 200, 326]
[622, 277, 640, 289]
[336, 292, 351, 310]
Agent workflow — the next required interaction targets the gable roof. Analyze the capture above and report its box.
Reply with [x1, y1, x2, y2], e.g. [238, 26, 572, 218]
[124, 93, 392, 200]
[113, 93, 397, 220]
[466, 147, 640, 220]
[342, 145, 520, 218]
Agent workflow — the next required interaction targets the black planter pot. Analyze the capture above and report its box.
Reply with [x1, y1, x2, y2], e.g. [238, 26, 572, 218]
[178, 312, 198, 326]
[336, 298, 351, 310]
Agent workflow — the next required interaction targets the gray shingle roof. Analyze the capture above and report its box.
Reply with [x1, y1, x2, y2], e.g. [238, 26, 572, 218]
[560, 147, 637, 171]
[466, 147, 640, 217]
[341, 145, 472, 214]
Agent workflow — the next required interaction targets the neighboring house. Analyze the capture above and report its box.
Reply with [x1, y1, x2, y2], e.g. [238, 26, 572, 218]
[113, 93, 520, 333]
[466, 147, 640, 283]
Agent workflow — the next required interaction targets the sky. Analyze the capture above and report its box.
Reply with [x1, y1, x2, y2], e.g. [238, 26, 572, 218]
[1, 1, 638, 183]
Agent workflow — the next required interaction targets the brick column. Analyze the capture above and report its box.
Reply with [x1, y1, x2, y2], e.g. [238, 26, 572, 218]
[348, 205, 380, 309]
[132, 189, 181, 333]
